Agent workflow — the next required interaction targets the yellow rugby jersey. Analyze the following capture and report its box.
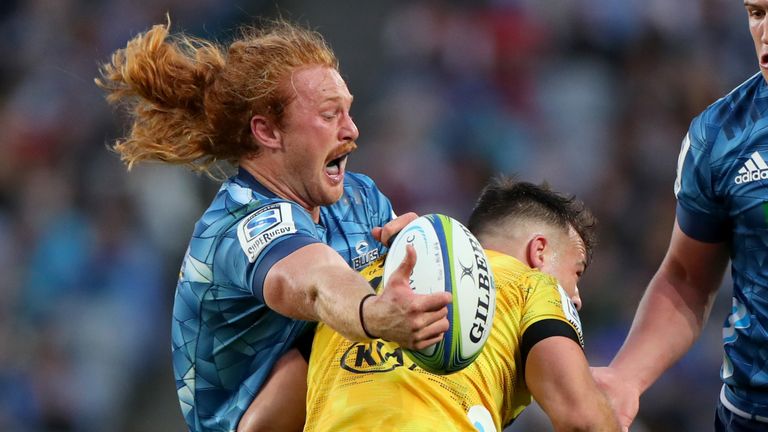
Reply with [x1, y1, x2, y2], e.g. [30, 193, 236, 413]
[304, 250, 583, 432]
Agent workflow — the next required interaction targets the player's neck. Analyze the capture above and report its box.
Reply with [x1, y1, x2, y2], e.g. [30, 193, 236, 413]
[239, 159, 321, 222]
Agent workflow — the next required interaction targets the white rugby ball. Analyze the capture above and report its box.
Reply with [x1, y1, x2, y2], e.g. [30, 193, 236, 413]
[381, 214, 496, 374]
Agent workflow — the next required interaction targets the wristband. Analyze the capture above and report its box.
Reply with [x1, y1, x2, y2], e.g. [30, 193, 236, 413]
[358, 293, 378, 339]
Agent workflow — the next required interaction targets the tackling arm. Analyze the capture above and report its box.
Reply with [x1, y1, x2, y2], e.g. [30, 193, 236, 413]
[238, 214, 428, 432]
[263, 242, 451, 349]
[595, 220, 729, 428]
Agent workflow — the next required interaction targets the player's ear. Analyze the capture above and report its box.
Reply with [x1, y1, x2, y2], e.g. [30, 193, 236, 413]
[251, 115, 283, 150]
[526, 235, 547, 270]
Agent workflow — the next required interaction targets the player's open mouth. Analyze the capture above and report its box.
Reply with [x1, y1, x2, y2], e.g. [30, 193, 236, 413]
[325, 142, 357, 178]
[761, 53, 768, 68]
[325, 154, 348, 176]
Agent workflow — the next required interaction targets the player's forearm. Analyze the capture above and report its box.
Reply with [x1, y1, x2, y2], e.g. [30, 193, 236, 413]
[529, 339, 621, 432]
[310, 267, 376, 341]
[610, 269, 715, 393]
[263, 244, 374, 341]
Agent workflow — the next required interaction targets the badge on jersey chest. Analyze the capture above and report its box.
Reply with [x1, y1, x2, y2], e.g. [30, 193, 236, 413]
[351, 240, 379, 270]
[237, 203, 296, 263]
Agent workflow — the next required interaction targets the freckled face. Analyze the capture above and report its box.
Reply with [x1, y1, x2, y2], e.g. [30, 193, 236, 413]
[279, 66, 359, 208]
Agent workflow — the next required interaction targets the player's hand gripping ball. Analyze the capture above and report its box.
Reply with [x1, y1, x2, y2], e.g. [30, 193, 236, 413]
[381, 214, 496, 374]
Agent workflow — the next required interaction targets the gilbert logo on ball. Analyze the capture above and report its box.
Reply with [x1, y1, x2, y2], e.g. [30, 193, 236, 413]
[382, 214, 496, 374]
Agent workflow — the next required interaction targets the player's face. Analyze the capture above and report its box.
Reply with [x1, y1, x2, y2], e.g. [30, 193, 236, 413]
[279, 66, 359, 208]
[746, 0, 768, 83]
[541, 227, 586, 310]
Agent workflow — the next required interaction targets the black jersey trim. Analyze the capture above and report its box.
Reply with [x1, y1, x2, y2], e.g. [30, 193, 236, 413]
[520, 319, 581, 371]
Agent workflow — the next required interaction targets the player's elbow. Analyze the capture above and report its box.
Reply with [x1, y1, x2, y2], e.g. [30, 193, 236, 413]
[262, 266, 319, 320]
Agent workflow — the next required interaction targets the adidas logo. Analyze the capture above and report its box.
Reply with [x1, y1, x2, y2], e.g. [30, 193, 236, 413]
[735, 151, 768, 184]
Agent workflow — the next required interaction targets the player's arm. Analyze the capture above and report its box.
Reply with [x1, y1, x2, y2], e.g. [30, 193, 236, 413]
[238, 213, 435, 432]
[594, 221, 729, 428]
[237, 348, 307, 432]
[526, 335, 621, 431]
[264, 242, 450, 348]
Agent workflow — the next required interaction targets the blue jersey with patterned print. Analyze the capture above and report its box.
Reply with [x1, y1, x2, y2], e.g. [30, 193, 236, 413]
[675, 72, 768, 419]
[171, 168, 394, 432]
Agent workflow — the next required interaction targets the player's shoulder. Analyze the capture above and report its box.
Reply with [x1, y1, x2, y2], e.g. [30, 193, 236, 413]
[343, 171, 380, 193]
[221, 177, 283, 214]
[695, 73, 766, 132]
[197, 175, 312, 237]
[522, 269, 560, 293]
[485, 250, 557, 291]
[334, 172, 390, 215]
[513, 262, 561, 298]
[194, 180, 253, 235]
[486, 250, 528, 276]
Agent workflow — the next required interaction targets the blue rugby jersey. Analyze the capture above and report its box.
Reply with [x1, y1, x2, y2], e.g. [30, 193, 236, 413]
[675, 72, 768, 420]
[171, 168, 394, 432]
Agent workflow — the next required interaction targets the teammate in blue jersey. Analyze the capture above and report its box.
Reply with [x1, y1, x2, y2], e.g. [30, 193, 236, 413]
[593, 2, 768, 431]
[96, 19, 451, 432]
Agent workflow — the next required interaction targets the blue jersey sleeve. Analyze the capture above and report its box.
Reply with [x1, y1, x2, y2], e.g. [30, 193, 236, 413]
[216, 201, 321, 303]
[674, 116, 730, 243]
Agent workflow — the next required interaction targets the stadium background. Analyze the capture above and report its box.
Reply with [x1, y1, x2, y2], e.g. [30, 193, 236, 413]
[0, 0, 750, 431]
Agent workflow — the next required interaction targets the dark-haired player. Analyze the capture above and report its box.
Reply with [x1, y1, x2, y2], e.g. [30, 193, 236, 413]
[304, 178, 619, 431]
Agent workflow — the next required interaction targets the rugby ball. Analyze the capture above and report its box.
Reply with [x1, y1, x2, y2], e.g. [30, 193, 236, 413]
[381, 214, 496, 374]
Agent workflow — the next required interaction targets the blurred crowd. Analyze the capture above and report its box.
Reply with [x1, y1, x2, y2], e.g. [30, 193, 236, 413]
[0, 0, 754, 431]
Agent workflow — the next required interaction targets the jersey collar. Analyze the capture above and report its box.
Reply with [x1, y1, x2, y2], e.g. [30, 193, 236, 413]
[236, 167, 278, 199]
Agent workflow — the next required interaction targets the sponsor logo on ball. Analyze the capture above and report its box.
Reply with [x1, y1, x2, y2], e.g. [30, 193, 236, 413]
[460, 225, 493, 344]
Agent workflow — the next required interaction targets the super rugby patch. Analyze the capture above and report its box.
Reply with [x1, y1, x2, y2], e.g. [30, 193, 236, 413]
[237, 203, 296, 262]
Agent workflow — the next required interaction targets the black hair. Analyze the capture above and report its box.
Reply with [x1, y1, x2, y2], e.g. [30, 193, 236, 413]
[467, 176, 597, 265]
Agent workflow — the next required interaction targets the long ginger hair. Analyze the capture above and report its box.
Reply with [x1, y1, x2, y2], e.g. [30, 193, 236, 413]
[96, 18, 338, 176]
